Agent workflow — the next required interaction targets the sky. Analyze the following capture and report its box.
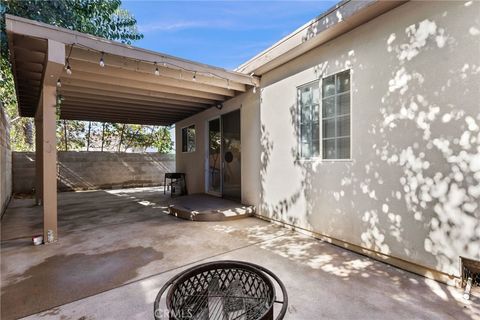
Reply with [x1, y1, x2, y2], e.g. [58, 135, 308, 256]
[122, 1, 337, 70]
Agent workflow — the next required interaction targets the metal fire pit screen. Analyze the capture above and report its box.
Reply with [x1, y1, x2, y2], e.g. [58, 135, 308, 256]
[154, 261, 288, 320]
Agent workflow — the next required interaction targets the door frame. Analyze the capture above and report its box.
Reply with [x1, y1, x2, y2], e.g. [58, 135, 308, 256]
[204, 108, 241, 199]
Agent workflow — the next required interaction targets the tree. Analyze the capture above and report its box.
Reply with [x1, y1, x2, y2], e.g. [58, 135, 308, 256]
[1, 0, 142, 51]
[0, 0, 143, 150]
[56, 120, 87, 151]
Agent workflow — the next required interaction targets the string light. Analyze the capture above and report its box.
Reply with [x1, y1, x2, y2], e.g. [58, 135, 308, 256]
[61, 43, 258, 90]
[57, 79, 61, 88]
[65, 45, 73, 75]
[99, 52, 105, 67]
[65, 59, 72, 75]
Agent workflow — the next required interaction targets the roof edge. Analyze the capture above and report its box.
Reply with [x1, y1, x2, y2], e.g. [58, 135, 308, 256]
[236, 0, 407, 75]
[5, 14, 259, 86]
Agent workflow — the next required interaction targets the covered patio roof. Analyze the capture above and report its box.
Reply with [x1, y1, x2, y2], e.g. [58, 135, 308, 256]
[5, 14, 259, 126]
[4, 14, 260, 243]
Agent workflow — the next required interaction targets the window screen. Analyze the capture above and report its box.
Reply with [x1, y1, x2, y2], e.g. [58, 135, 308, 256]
[182, 125, 196, 152]
[297, 82, 320, 159]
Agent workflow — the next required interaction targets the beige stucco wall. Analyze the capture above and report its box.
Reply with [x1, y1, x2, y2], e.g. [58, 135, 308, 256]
[175, 89, 261, 205]
[259, 0, 479, 277]
[176, 1, 479, 277]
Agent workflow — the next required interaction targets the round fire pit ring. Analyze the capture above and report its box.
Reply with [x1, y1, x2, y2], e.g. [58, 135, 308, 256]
[154, 260, 288, 320]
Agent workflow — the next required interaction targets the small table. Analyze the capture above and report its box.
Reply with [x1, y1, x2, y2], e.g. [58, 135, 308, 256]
[164, 173, 186, 196]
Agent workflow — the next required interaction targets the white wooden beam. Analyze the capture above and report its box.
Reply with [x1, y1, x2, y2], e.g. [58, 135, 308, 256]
[69, 49, 247, 92]
[64, 70, 227, 101]
[59, 86, 209, 107]
[43, 39, 65, 87]
[61, 100, 202, 115]
[61, 78, 219, 105]
[67, 59, 237, 96]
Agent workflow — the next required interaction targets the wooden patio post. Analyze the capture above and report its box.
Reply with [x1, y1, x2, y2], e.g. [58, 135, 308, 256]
[39, 39, 64, 243]
[34, 103, 43, 206]
[41, 84, 58, 242]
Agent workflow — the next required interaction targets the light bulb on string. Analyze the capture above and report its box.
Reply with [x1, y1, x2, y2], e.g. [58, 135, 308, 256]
[57, 79, 61, 88]
[99, 52, 105, 67]
[65, 59, 72, 75]
[193, 72, 197, 82]
[154, 62, 160, 76]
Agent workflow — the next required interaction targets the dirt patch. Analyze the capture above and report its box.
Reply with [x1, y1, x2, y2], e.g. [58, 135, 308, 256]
[1, 246, 163, 320]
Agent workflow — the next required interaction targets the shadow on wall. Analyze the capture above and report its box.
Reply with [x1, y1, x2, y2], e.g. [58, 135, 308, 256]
[57, 152, 175, 191]
[12, 152, 175, 193]
[259, 1, 479, 281]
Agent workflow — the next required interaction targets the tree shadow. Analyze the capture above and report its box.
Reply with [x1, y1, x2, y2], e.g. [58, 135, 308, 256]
[257, 1, 479, 314]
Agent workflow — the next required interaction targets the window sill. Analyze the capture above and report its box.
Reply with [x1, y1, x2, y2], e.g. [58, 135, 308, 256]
[295, 158, 354, 164]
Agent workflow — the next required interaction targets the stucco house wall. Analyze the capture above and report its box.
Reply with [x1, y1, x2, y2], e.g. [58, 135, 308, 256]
[175, 89, 261, 206]
[176, 1, 479, 280]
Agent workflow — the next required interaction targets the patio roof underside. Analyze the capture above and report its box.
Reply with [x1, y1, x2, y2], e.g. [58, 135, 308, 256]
[7, 15, 258, 126]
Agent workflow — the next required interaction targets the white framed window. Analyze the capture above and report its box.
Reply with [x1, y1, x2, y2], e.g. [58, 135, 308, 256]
[297, 81, 320, 159]
[321, 70, 351, 160]
[181, 124, 196, 152]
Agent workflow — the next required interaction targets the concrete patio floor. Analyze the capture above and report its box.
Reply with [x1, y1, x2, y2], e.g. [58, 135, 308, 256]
[1, 187, 478, 320]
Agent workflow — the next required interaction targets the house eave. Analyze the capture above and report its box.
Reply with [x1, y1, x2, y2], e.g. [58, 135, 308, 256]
[236, 0, 407, 76]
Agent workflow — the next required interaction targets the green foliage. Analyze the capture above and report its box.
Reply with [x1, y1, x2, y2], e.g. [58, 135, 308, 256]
[57, 120, 87, 151]
[1, 0, 142, 54]
[120, 124, 173, 153]
[0, 0, 172, 154]
[152, 127, 174, 153]
[0, 50, 34, 150]
[54, 121, 173, 153]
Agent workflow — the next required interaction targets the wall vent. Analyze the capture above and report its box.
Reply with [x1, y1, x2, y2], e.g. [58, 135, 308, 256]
[460, 257, 480, 300]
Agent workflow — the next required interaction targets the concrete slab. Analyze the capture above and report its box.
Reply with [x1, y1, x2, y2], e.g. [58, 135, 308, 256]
[1, 187, 478, 320]
[168, 193, 255, 221]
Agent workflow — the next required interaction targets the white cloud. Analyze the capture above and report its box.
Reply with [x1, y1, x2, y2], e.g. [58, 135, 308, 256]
[138, 19, 230, 33]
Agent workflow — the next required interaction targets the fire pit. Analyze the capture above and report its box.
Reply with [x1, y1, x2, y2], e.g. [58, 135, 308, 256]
[154, 260, 288, 320]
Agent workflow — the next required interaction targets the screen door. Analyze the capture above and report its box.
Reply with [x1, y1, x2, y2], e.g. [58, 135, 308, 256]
[221, 110, 241, 200]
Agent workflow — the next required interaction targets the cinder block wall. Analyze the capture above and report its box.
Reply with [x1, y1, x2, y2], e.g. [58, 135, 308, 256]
[13, 152, 175, 193]
[0, 107, 12, 215]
